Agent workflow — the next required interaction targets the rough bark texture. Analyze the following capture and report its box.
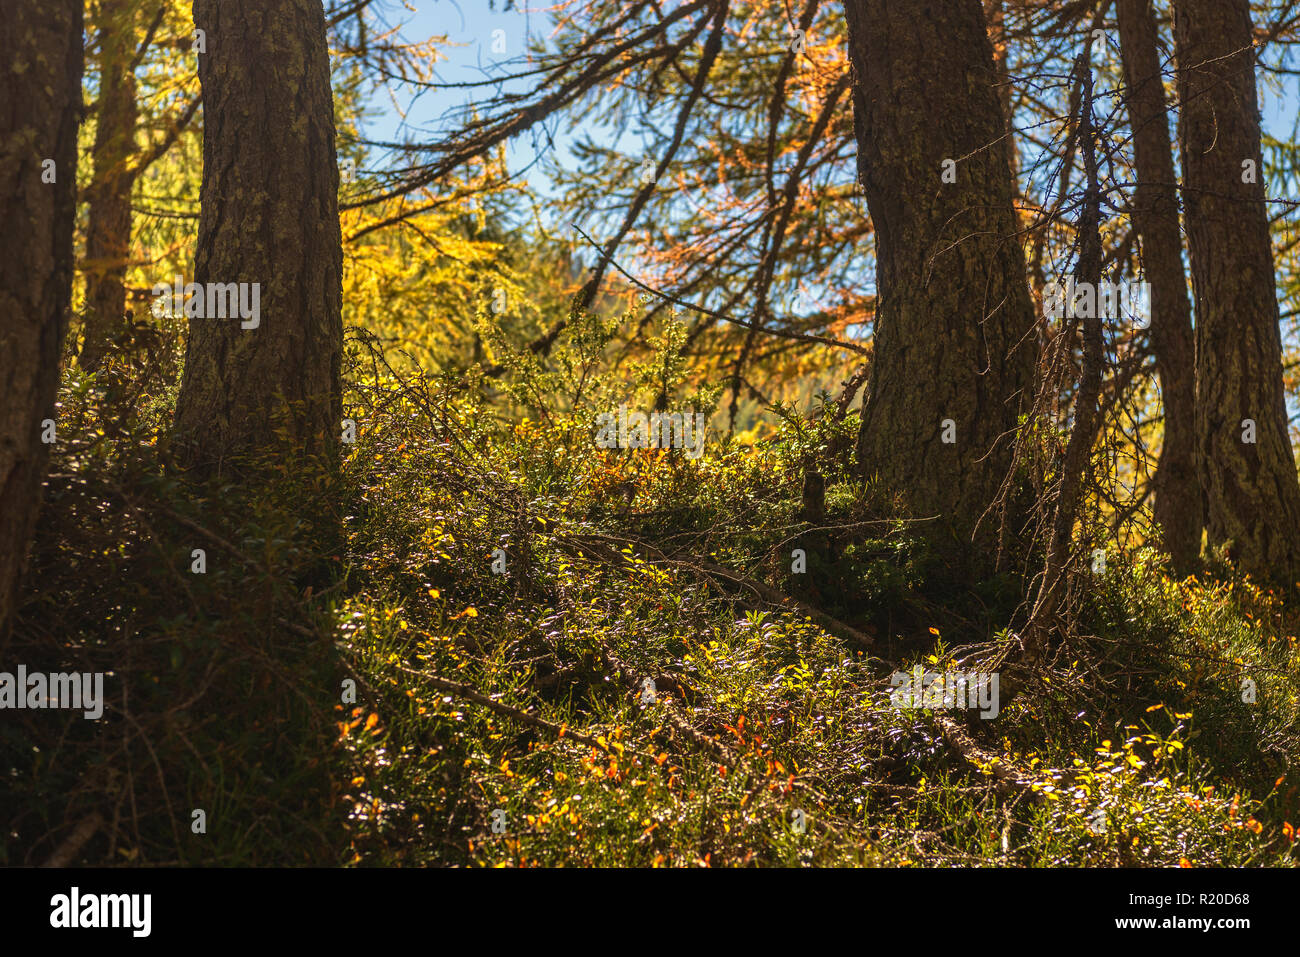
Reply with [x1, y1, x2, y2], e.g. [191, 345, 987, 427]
[844, 0, 1037, 564]
[80, 1, 140, 371]
[173, 0, 343, 471]
[0, 0, 83, 635]
[1116, 0, 1200, 572]
[1173, 0, 1300, 582]
[984, 0, 1018, 182]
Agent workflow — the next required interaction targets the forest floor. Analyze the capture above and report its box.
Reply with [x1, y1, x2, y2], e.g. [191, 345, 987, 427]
[6, 362, 1300, 867]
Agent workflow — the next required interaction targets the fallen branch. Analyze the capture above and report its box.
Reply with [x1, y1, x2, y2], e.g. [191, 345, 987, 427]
[933, 715, 1045, 805]
[42, 813, 104, 868]
[397, 666, 614, 754]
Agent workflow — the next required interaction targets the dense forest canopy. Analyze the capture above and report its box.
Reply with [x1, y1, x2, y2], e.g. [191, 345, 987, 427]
[3, 0, 1300, 873]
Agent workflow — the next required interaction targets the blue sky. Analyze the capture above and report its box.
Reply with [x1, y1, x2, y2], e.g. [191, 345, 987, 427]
[360, 1, 1299, 205]
[359, 0, 574, 195]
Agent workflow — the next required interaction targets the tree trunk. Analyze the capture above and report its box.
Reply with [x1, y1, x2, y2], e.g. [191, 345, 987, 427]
[173, 0, 343, 471]
[984, 0, 1018, 183]
[0, 0, 83, 635]
[1116, 0, 1200, 572]
[844, 0, 1037, 568]
[1172, 0, 1300, 582]
[80, 0, 141, 371]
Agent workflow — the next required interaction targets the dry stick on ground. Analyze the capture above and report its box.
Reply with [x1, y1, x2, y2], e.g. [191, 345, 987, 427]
[397, 666, 628, 757]
[932, 716, 1046, 806]
[695, 559, 874, 648]
[40, 813, 104, 868]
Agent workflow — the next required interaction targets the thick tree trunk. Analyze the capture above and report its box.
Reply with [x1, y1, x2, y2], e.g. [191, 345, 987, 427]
[173, 0, 343, 471]
[984, 0, 1018, 182]
[1172, 0, 1300, 582]
[80, 1, 140, 372]
[0, 0, 83, 634]
[844, 0, 1037, 566]
[1116, 0, 1200, 572]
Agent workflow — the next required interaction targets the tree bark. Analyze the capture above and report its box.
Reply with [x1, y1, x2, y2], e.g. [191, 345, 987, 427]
[1116, 0, 1200, 572]
[844, 0, 1037, 568]
[173, 0, 343, 471]
[0, 0, 83, 635]
[80, 0, 141, 371]
[984, 0, 1018, 183]
[1172, 0, 1300, 582]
